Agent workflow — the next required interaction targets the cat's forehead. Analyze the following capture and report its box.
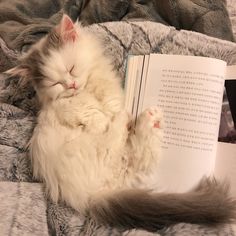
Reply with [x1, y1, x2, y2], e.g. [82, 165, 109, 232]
[43, 29, 63, 53]
[27, 29, 63, 58]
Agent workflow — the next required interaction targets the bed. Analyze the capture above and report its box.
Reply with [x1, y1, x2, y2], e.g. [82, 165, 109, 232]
[0, 0, 236, 235]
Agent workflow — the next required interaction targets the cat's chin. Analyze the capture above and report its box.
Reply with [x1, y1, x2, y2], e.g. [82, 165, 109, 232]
[57, 90, 79, 99]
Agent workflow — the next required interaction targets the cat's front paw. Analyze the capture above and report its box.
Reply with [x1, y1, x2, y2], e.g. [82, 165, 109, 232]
[86, 113, 110, 134]
[136, 106, 163, 136]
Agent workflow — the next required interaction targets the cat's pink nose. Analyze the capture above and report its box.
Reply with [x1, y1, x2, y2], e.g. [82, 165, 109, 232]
[68, 81, 78, 90]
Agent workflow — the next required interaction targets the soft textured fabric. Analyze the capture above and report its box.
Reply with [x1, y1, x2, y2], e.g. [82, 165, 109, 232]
[0, 0, 236, 235]
[65, 0, 235, 41]
[227, 0, 236, 40]
[0, 182, 49, 236]
[0, 0, 234, 55]
[1, 19, 236, 235]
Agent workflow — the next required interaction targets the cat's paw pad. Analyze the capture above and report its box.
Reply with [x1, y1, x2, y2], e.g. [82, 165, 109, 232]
[137, 107, 163, 132]
[146, 107, 163, 129]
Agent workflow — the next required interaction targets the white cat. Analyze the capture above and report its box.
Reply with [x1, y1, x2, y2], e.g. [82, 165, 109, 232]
[7, 15, 236, 232]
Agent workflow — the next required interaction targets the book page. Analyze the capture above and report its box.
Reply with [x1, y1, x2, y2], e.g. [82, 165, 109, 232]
[214, 142, 236, 197]
[124, 55, 135, 113]
[141, 54, 226, 192]
[125, 56, 144, 120]
[136, 55, 150, 122]
[132, 56, 145, 121]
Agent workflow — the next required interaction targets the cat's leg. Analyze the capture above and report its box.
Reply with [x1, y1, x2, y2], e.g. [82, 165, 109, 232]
[103, 110, 130, 153]
[128, 106, 163, 172]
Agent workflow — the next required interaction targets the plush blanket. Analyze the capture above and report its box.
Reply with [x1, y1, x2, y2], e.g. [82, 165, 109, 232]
[0, 0, 234, 59]
[228, 0, 236, 39]
[0, 0, 236, 236]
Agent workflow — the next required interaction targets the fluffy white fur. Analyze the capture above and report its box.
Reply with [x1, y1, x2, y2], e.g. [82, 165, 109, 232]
[7, 15, 236, 230]
[27, 16, 163, 212]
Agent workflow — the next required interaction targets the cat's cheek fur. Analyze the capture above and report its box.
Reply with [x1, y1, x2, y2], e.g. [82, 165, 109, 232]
[38, 85, 65, 102]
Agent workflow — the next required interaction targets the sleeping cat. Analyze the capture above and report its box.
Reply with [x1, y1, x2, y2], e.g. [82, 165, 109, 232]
[7, 15, 236, 232]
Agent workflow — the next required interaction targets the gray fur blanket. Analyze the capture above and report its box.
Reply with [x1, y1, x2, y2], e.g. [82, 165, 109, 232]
[0, 0, 236, 236]
[0, 0, 234, 61]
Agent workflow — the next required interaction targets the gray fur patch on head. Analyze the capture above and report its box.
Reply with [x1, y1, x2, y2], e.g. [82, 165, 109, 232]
[20, 29, 62, 87]
[43, 29, 63, 54]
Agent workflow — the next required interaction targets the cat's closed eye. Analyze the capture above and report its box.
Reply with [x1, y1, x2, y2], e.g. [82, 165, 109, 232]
[69, 65, 75, 76]
[69, 65, 74, 73]
[51, 82, 63, 87]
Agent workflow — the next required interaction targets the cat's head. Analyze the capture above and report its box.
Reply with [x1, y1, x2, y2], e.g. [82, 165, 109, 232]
[6, 15, 102, 104]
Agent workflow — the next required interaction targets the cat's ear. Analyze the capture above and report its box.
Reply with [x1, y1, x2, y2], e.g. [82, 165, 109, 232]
[57, 14, 78, 43]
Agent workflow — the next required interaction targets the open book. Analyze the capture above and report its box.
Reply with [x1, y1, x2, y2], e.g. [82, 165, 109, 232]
[125, 54, 236, 195]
